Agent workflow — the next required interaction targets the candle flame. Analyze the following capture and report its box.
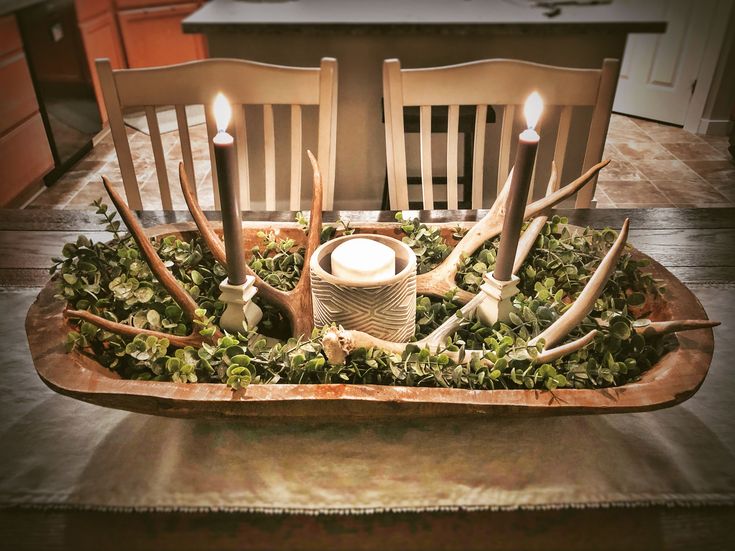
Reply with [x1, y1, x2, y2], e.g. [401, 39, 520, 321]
[524, 91, 543, 130]
[214, 93, 232, 133]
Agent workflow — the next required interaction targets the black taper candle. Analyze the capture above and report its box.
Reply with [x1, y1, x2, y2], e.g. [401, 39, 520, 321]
[213, 130, 247, 285]
[493, 132, 539, 282]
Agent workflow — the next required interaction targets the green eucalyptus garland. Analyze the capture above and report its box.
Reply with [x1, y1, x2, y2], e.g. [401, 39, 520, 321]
[53, 201, 667, 391]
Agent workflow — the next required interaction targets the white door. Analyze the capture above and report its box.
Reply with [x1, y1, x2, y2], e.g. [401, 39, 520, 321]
[613, 0, 719, 125]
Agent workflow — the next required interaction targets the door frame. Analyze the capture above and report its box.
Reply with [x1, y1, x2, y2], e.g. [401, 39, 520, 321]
[683, 0, 734, 133]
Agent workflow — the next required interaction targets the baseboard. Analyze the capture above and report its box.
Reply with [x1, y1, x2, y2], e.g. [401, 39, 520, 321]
[696, 118, 733, 136]
[93, 125, 111, 146]
[13, 180, 46, 209]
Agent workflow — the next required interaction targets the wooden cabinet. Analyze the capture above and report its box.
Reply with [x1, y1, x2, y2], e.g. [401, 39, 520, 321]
[0, 13, 23, 57]
[116, 0, 184, 8]
[78, 10, 126, 123]
[0, 114, 55, 207]
[76, 1, 207, 119]
[74, 0, 114, 22]
[0, 14, 54, 207]
[0, 53, 39, 135]
[117, 2, 206, 68]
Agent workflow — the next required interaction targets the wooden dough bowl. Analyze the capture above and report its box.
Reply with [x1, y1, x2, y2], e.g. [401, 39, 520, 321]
[26, 221, 715, 419]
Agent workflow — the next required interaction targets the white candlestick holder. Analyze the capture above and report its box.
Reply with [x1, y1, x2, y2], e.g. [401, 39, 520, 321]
[218, 275, 263, 334]
[476, 273, 520, 326]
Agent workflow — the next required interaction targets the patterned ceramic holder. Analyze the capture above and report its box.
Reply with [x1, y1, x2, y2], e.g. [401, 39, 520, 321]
[310, 234, 417, 342]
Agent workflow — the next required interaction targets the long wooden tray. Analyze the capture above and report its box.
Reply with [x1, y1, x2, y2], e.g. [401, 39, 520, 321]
[25, 221, 715, 418]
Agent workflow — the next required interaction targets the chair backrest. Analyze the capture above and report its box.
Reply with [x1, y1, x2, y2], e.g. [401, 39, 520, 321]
[383, 58, 619, 209]
[96, 57, 338, 211]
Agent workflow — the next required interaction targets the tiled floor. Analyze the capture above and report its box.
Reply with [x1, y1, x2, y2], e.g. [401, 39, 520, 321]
[29, 124, 217, 211]
[28, 113, 734, 210]
[596, 114, 734, 208]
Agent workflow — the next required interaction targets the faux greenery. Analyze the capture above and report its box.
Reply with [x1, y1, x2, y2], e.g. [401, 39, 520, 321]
[55, 201, 667, 391]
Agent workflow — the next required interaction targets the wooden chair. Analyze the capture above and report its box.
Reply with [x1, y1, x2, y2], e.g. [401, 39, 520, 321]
[380, 104, 496, 210]
[382, 58, 619, 210]
[96, 57, 338, 211]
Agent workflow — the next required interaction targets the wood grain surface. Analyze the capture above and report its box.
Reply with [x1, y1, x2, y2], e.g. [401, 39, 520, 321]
[2, 208, 734, 286]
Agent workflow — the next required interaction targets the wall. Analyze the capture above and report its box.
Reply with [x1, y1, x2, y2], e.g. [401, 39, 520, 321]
[700, 4, 735, 134]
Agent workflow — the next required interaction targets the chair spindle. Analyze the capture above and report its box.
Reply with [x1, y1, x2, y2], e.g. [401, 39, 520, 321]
[419, 105, 434, 209]
[144, 106, 173, 210]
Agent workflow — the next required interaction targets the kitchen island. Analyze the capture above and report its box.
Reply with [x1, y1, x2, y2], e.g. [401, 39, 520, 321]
[184, 0, 666, 209]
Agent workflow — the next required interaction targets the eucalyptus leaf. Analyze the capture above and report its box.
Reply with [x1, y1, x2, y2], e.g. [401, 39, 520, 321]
[57, 201, 665, 391]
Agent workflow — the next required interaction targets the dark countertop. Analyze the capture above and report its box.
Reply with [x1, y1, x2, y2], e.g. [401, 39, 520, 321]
[183, 0, 667, 34]
[0, 0, 45, 17]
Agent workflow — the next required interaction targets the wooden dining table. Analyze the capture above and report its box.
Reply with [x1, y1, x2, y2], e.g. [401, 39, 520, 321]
[0, 207, 734, 551]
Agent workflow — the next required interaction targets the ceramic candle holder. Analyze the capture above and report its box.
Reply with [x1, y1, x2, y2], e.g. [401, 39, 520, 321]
[310, 234, 417, 342]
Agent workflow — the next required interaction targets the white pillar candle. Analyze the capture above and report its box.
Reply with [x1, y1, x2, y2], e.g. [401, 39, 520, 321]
[330, 238, 396, 284]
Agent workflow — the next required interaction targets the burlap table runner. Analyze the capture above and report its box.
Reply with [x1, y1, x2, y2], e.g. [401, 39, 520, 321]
[1, 285, 733, 513]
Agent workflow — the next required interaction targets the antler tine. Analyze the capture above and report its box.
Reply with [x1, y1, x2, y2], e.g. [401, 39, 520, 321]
[422, 169, 514, 284]
[299, 150, 324, 287]
[63, 176, 224, 348]
[637, 319, 720, 338]
[548, 160, 560, 193]
[524, 159, 609, 219]
[179, 161, 285, 298]
[488, 166, 514, 221]
[512, 161, 560, 275]
[102, 176, 200, 323]
[324, 290, 487, 366]
[513, 217, 547, 275]
[322, 326, 493, 368]
[64, 308, 202, 348]
[178, 162, 225, 266]
[414, 169, 515, 302]
[529, 218, 630, 349]
[530, 318, 720, 365]
[179, 162, 300, 335]
[424, 292, 487, 347]
[257, 149, 324, 340]
[534, 330, 598, 364]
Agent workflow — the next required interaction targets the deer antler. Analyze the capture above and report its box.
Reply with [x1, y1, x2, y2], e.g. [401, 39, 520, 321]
[323, 161, 604, 366]
[636, 319, 720, 337]
[534, 330, 598, 364]
[512, 161, 561, 274]
[530, 318, 721, 365]
[529, 219, 630, 349]
[322, 210, 717, 369]
[322, 287, 489, 366]
[417, 159, 610, 302]
[179, 151, 323, 340]
[64, 310, 204, 348]
[65, 176, 218, 348]
[179, 163, 226, 266]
